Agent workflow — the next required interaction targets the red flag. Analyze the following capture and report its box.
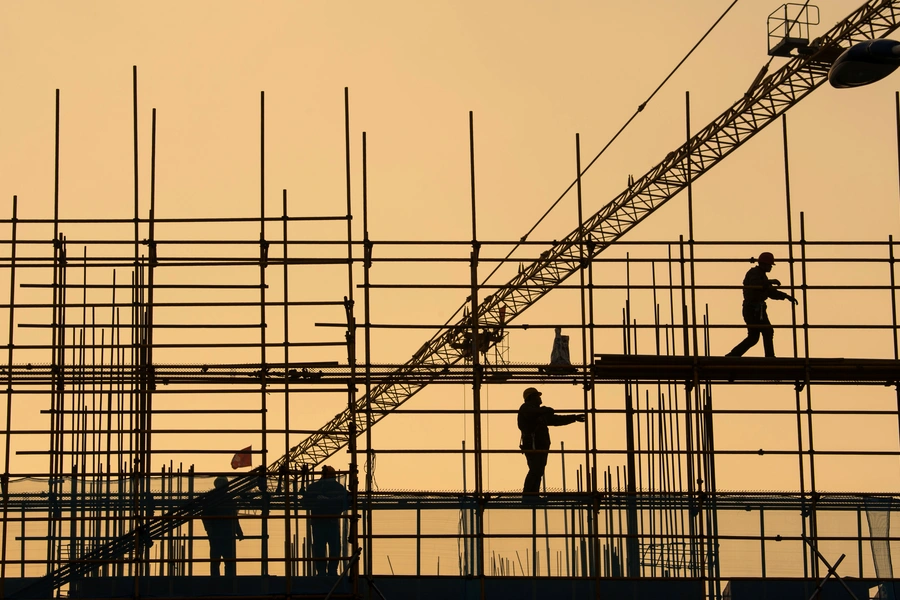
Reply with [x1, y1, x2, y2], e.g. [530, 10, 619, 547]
[231, 446, 252, 470]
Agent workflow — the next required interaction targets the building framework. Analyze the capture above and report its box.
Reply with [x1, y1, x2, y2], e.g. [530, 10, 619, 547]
[4, 188, 900, 600]
[3, 2, 900, 598]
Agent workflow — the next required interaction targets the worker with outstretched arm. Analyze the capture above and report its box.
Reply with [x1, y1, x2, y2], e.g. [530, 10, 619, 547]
[517, 387, 584, 503]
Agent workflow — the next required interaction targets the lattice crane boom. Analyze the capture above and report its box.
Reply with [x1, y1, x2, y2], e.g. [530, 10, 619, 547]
[272, 0, 900, 474]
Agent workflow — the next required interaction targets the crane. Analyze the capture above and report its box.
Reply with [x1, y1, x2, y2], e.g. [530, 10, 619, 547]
[17, 0, 900, 595]
[274, 0, 900, 472]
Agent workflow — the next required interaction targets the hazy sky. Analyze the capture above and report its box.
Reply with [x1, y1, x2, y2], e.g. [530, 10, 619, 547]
[1, 1, 899, 495]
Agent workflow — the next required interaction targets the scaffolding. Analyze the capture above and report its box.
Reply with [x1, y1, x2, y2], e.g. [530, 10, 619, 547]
[4, 3, 900, 597]
[7, 179, 900, 599]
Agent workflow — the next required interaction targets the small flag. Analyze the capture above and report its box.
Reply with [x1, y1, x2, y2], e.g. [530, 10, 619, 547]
[231, 446, 252, 470]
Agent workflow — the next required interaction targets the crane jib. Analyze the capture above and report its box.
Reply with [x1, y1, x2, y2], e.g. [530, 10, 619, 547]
[279, 0, 900, 473]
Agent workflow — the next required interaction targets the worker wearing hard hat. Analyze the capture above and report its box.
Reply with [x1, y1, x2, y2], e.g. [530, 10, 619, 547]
[726, 252, 798, 358]
[302, 465, 348, 576]
[201, 476, 244, 577]
[517, 387, 585, 502]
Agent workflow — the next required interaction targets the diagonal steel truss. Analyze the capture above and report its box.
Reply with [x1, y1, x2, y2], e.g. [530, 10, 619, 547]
[272, 0, 900, 473]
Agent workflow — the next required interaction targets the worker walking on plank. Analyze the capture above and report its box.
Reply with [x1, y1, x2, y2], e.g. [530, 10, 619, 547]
[726, 252, 798, 358]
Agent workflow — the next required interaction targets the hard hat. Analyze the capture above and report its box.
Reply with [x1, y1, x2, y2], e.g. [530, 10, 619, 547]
[522, 387, 541, 401]
[757, 252, 775, 265]
[214, 476, 229, 489]
[321, 465, 336, 479]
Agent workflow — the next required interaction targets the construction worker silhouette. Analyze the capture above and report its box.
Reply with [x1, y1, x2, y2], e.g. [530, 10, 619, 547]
[517, 387, 584, 502]
[302, 465, 348, 576]
[726, 252, 798, 358]
[201, 476, 244, 577]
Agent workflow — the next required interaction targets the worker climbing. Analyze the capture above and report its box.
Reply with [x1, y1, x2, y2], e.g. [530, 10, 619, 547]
[725, 252, 798, 358]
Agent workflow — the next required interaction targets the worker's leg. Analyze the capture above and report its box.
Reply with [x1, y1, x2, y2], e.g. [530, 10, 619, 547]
[760, 306, 775, 357]
[222, 537, 237, 577]
[208, 539, 224, 577]
[727, 303, 763, 357]
[323, 520, 342, 576]
[523, 450, 548, 495]
[311, 520, 328, 575]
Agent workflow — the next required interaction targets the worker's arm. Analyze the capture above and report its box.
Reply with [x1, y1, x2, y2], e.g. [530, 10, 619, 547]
[746, 269, 798, 304]
[539, 407, 586, 427]
[766, 283, 798, 304]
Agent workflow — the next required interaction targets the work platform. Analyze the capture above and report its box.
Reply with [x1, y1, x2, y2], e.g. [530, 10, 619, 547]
[594, 355, 900, 386]
[3, 489, 893, 513]
[10, 356, 900, 389]
[2, 574, 887, 599]
[6, 574, 703, 600]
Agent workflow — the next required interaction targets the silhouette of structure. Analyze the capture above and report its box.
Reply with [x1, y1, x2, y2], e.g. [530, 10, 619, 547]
[3, 3, 900, 598]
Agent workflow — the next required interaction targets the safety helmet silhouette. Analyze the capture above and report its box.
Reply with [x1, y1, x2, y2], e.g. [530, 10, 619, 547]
[757, 252, 775, 265]
[523, 387, 542, 401]
[214, 476, 228, 489]
[321, 465, 336, 479]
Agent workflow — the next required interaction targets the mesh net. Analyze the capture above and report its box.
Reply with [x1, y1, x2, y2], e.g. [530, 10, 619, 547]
[866, 496, 893, 580]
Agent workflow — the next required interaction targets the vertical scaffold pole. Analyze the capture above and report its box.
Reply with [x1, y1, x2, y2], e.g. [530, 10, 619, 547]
[684, 91, 707, 587]
[574, 133, 601, 586]
[890, 237, 900, 526]
[48, 88, 64, 579]
[677, 236, 698, 577]
[130, 63, 149, 590]
[893, 96, 900, 587]
[343, 87, 360, 597]
[623, 312, 639, 577]
[1, 196, 19, 596]
[782, 113, 813, 577]
[259, 89, 270, 576]
[281, 188, 293, 591]
[782, 112, 799, 360]
[893, 91, 900, 600]
[890, 236, 898, 361]
[466, 110, 486, 597]
[361, 131, 375, 577]
[799, 212, 819, 578]
[142, 105, 159, 581]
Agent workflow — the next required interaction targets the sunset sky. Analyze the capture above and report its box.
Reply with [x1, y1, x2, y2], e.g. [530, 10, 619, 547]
[1, 0, 899, 498]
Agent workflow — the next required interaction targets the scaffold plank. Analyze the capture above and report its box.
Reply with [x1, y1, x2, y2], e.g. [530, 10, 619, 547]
[594, 354, 900, 385]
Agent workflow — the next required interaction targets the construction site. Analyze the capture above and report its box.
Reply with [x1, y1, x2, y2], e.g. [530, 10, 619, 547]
[3, 1, 900, 599]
